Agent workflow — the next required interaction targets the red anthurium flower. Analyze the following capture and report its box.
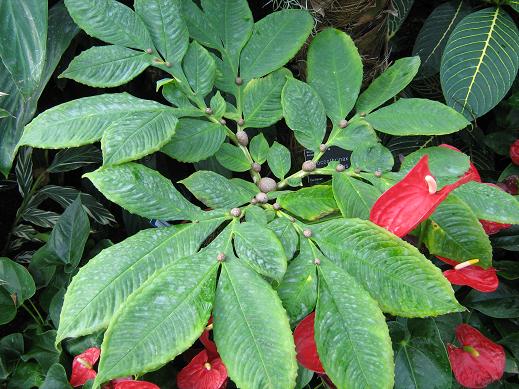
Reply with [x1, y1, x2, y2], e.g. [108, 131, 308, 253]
[370, 155, 473, 237]
[199, 318, 218, 358]
[113, 381, 160, 389]
[439, 144, 482, 182]
[510, 139, 519, 165]
[177, 349, 227, 389]
[293, 312, 324, 373]
[447, 324, 505, 388]
[70, 347, 101, 387]
[437, 257, 498, 293]
[480, 219, 511, 235]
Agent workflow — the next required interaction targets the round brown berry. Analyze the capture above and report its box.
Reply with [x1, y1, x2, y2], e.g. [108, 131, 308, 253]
[251, 197, 258, 205]
[339, 119, 348, 128]
[205, 107, 213, 115]
[354, 167, 361, 174]
[510, 140, 519, 165]
[314, 258, 321, 265]
[220, 119, 227, 126]
[252, 163, 261, 172]
[235, 77, 243, 86]
[319, 144, 328, 152]
[302, 160, 316, 172]
[336, 164, 346, 172]
[230, 208, 241, 217]
[273, 202, 281, 210]
[145, 48, 153, 54]
[255, 192, 268, 203]
[303, 229, 312, 238]
[165, 61, 172, 68]
[217, 252, 226, 262]
[237, 118, 245, 126]
[236, 130, 248, 146]
[258, 177, 277, 193]
[374, 169, 382, 177]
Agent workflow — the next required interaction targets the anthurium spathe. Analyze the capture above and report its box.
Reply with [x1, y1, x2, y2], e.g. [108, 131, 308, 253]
[70, 347, 101, 387]
[370, 155, 472, 237]
[112, 380, 160, 389]
[293, 312, 324, 374]
[437, 257, 498, 293]
[176, 349, 227, 389]
[447, 324, 505, 389]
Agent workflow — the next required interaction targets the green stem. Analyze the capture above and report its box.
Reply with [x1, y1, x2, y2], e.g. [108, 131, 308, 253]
[28, 299, 44, 324]
[21, 303, 43, 326]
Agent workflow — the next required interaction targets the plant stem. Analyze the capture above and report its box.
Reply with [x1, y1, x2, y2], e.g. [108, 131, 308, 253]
[21, 303, 43, 326]
[28, 299, 45, 324]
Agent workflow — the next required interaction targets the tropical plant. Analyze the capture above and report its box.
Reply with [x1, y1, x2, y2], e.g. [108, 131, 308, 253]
[13, 0, 519, 388]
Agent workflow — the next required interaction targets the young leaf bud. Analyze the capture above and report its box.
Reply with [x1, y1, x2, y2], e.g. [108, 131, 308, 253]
[273, 202, 281, 210]
[339, 119, 348, 128]
[374, 169, 382, 177]
[303, 229, 312, 238]
[252, 162, 261, 172]
[236, 130, 248, 146]
[314, 258, 321, 265]
[255, 192, 268, 203]
[258, 177, 277, 193]
[230, 208, 241, 217]
[251, 197, 258, 205]
[354, 167, 361, 174]
[217, 252, 226, 262]
[302, 160, 316, 172]
[235, 77, 243, 85]
[336, 164, 346, 172]
[220, 118, 227, 126]
[237, 118, 245, 126]
[145, 48, 153, 54]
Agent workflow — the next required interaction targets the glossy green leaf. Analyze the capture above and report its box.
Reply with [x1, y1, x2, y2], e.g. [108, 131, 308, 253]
[134, 0, 188, 64]
[240, 10, 313, 80]
[389, 318, 452, 389]
[312, 218, 463, 317]
[214, 258, 297, 389]
[454, 181, 519, 224]
[210, 92, 226, 119]
[19, 93, 166, 150]
[401, 146, 470, 179]
[249, 133, 269, 164]
[7, 362, 44, 389]
[356, 57, 421, 114]
[245, 206, 268, 225]
[365, 98, 469, 135]
[278, 186, 338, 221]
[60, 45, 152, 87]
[243, 68, 289, 129]
[181, 0, 222, 50]
[0, 333, 24, 380]
[15, 147, 32, 198]
[101, 107, 178, 165]
[160, 80, 192, 108]
[441, 7, 519, 119]
[161, 118, 226, 163]
[388, 0, 414, 39]
[424, 195, 492, 268]
[307, 28, 363, 124]
[0, 0, 47, 98]
[277, 238, 316, 325]
[464, 284, 519, 318]
[412, 1, 471, 78]
[332, 173, 381, 219]
[212, 52, 238, 95]
[267, 141, 291, 180]
[85, 163, 201, 221]
[47, 145, 101, 173]
[21, 330, 59, 371]
[41, 363, 71, 389]
[215, 143, 251, 172]
[95, 254, 218, 384]
[64, 0, 153, 50]
[0, 288, 16, 325]
[0, 257, 35, 307]
[182, 41, 216, 98]
[316, 258, 394, 389]
[351, 143, 394, 172]
[233, 221, 287, 282]
[56, 218, 224, 344]
[267, 217, 299, 261]
[282, 79, 327, 151]
[182, 171, 251, 209]
[327, 119, 379, 151]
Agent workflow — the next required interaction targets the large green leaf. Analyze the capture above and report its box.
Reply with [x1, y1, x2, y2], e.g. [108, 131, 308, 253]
[278, 186, 338, 221]
[307, 28, 363, 124]
[215, 143, 251, 172]
[326, 119, 378, 151]
[441, 7, 519, 119]
[332, 173, 381, 219]
[365, 98, 469, 135]
[101, 107, 178, 165]
[233, 221, 287, 282]
[41, 364, 71, 389]
[282, 79, 327, 151]
[389, 318, 452, 389]
[312, 218, 463, 317]
[424, 195, 492, 268]
[463, 284, 519, 318]
[277, 238, 317, 326]
[240, 10, 313, 80]
[64, 0, 153, 50]
[60, 45, 152, 87]
[200, 0, 253, 68]
[412, 1, 471, 78]
[0, 258, 35, 307]
[95, 254, 218, 384]
[249, 133, 269, 164]
[0, 0, 47, 98]
[356, 57, 421, 114]
[243, 68, 289, 129]
[351, 143, 394, 172]
[18, 93, 165, 150]
[182, 41, 216, 98]
[267, 217, 299, 261]
[56, 218, 224, 344]
[181, 171, 252, 209]
[454, 181, 519, 224]
[214, 258, 297, 389]
[316, 258, 394, 389]
[0, 288, 16, 325]
[161, 118, 226, 163]
[47, 145, 101, 173]
[181, 0, 222, 51]
[134, 0, 188, 64]
[85, 163, 201, 221]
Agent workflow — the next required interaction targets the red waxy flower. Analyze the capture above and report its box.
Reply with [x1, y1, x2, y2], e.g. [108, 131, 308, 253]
[447, 324, 505, 388]
[177, 349, 227, 389]
[439, 144, 481, 182]
[70, 347, 101, 387]
[480, 219, 511, 235]
[113, 381, 160, 389]
[370, 155, 472, 237]
[293, 312, 324, 373]
[437, 257, 498, 292]
[510, 139, 519, 165]
[199, 318, 218, 358]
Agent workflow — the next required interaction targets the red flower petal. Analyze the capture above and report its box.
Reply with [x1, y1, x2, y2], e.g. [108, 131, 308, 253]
[437, 257, 498, 292]
[510, 139, 519, 165]
[113, 381, 160, 389]
[480, 219, 511, 235]
[293, 312, 324, 373]
[439, 144, 481, 182]
[199, 317, 218, 358]
[448, 324, 505, 389]
[70, 347, 101, 387]
[370, 155, 473, 237]
[177, 349, 228, 389]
